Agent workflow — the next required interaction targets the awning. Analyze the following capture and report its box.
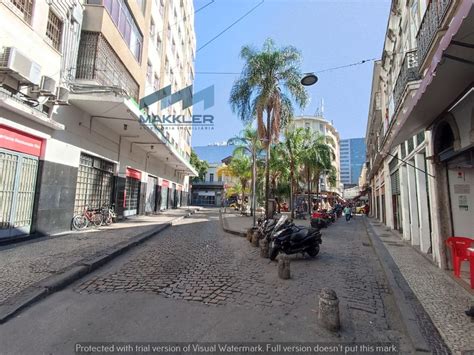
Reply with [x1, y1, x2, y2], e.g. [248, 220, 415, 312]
[386, 2, 474, 150]
[69, 93, 198, 176]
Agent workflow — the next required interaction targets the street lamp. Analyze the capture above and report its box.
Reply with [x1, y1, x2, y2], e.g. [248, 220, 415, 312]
[301, 73, 318, 86]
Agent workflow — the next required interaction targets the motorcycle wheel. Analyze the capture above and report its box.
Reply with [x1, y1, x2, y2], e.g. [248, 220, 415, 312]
[306, 245, 320, 258]
[269, 246, 279, 261]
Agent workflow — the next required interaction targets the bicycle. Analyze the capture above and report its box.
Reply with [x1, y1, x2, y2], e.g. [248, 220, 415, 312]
[100, 204, 116, 226]
[72, 206, 103, 230]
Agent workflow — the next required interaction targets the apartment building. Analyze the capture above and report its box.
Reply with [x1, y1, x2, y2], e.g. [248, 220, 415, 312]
[0, 0, 197, 240]
[366, 0, 473, 273]
[292, 115, 342, 196]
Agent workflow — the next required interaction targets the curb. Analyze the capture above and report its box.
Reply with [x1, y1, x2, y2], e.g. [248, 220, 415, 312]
[0, 208, 199, 324]
[219, 209, 247, 237]
[363, 217, 431, 353]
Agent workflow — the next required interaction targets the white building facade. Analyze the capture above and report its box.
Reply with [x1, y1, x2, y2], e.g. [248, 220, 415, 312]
[366, 0, 474, 271]
[292, 115, 342, 195]
[0, 0, 197, 240]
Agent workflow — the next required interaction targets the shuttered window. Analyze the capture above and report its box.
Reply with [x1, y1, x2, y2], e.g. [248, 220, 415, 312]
[391, 170, 400, 195]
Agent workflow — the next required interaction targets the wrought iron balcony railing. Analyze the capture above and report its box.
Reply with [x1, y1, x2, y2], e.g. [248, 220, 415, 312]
[393, 50, 421, 112]
[416, 0, 452, 68]
[75, 31, 139, 101]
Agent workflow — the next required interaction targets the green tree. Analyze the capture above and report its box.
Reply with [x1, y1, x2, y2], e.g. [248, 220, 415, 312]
[282, 127, 308, 218]
[189, 150, 209, 182]
[303, 135, 335, 212]
[229, 38, 308, 217]
[228, 125, 263, 223]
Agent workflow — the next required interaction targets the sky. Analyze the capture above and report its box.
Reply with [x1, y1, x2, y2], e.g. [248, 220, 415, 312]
[191, 0, 390, 147]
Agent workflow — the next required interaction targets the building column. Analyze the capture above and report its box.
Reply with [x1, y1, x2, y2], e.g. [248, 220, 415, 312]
[407, 162, 420, 246]
[415, 153, 430, 253]
[384, 160, 394, 229]
[399, 164, 411, 240]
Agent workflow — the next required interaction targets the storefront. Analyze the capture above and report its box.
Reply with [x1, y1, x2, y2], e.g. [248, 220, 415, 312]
[124, 168, 141, 217]
[389, 157, 402, 231]
[160, 179, 169, 210]
[73, 153, 115, 214]
[176, 185, 182, 208]
[0, 125, 43, 238]
[145, 175, 159, 214]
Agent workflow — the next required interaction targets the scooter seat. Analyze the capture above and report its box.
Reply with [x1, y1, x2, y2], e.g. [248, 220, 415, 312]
[291, 228, 308, 241]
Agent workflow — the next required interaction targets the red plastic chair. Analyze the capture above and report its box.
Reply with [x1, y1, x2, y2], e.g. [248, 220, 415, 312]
[446, 237, 474, 279]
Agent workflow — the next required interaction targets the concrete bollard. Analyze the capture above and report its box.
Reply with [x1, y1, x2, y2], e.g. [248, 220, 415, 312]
[260, 238, 269, 258]
[246, 228, 254, 242]
[318, 288, 340, 332]
[251, 231, 260, 247]
[277, 255, 290, 279]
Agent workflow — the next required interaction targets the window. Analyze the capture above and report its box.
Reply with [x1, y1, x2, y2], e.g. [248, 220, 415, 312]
[209, 173, 214, 182]
[154, 74, 160, 90]
[147, 61, 152, 83]
[102, 0, 143, 62]
[9, 0, 34, 23]
[156, 34, 162, 52]
[159, 0, 165, 16]
[46, 9, 63, 51]
[150, 18, 155, 39]
[136, 0, 146, 14]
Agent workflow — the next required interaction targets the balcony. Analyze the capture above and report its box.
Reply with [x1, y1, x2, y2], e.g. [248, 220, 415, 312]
[75, 31, 139, 101]
[393, 50, 421, 112]
[416, 0, 452, 68]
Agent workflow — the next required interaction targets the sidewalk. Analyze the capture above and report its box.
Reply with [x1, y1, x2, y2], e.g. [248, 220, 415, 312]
[0, 207, 199, 309]
[366, 217, 474, 355]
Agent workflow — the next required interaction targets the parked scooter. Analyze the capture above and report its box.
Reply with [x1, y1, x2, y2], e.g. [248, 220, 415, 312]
[268, 216, 322, 260]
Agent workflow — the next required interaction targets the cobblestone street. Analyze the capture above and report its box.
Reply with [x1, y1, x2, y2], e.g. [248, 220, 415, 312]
[0, 208, 195, 305]
[0, 209, 451, 354]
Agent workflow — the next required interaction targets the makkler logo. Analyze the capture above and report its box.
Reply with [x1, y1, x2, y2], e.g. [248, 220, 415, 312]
[139, 84, 215, 130]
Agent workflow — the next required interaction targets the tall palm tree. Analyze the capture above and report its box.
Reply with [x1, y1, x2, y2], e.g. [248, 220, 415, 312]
[228, 125, 263, 225]
[302, 134, 334, 214]
[282, 127, 308, 219]
[229, 38, 308, 217]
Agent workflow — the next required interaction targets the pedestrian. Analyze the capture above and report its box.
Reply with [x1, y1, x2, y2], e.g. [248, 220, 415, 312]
[343, 205, 352, 222]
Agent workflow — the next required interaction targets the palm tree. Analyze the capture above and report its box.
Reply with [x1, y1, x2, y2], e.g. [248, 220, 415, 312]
[228, 125, 263, 224]
[302, 134, 334, 214]
[282, 127, 308, 219]
[230, 38, 308, 217]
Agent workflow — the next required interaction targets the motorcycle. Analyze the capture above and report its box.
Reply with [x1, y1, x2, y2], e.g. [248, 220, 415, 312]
[269, 216, 322, 260]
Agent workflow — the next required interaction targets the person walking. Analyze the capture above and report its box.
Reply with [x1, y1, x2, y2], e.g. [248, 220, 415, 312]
[344, 205, 352, 222]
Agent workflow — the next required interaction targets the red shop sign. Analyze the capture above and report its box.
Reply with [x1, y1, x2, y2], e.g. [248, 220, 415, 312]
[0, 125, 43, 157]
[126, 168, 141, 180]
[161, 179, 170, 188]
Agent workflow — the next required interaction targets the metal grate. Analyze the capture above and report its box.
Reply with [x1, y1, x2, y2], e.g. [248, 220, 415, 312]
[76, 32, 140, 100]
[46, 9, 63, 51]
[125, 177, 140, 212]
[0, 152, 18, 230]
[391, 170, 400, 196]
[74, 153, 114, 214]
[9, 0, 34, 23]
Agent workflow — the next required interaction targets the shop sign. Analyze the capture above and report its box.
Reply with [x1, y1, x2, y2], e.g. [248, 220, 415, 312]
[0, 125, 43, 156]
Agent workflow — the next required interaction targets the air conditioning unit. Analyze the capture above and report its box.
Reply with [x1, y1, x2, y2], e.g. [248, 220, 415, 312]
[0, 47, 41, 86]
[39, 76, 56, 96]
[55, 86, 70, 105]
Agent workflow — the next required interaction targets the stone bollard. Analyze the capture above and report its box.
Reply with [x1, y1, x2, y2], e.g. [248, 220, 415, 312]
[251, 231, 260, 247]
[260, 238, 269, 258]
[277, 255, 291, 279]
[318, 288, 340, 332]
[246, 228, 254, 242]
